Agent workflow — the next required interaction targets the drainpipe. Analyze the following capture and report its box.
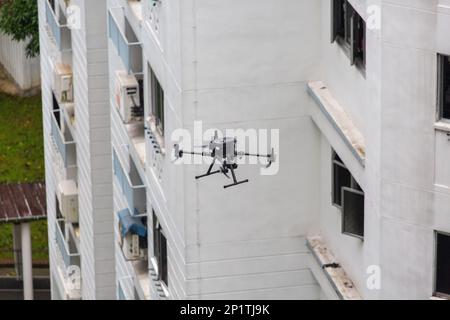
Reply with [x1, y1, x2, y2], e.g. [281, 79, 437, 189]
[21, 222, 34, 300]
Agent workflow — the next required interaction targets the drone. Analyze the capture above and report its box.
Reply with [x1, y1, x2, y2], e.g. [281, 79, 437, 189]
[174, 132, 276, 189]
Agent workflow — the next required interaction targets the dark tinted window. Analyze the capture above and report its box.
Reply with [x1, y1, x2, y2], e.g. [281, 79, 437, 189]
[436, 233, 450, 297]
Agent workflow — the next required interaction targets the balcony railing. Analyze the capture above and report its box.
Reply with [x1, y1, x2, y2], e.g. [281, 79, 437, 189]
[55, 220, 80, 270]
[51, 110, 76, 168]
[113, 150, 146, 215]
[45, 0, 71, 51]
[108, 8, 143, 73]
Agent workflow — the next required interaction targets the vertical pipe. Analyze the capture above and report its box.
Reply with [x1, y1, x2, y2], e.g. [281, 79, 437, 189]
[21, 222, 34, 300]
[13, 224, 22, 280]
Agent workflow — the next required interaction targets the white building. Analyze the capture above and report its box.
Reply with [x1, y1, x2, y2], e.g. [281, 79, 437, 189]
[38, 0, 115, 300]
[39, 0, 450, 300]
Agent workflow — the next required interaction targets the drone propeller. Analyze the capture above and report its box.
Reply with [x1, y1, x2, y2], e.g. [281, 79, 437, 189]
[266, 148, 276, 168]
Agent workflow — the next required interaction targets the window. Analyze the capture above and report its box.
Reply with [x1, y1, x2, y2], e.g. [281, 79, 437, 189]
[332, 150, 365, 239]
[149, 65, 165, 136]
[438, 54, 450, 120]
[435, 232, 450, 298]
[341, 187, 365, 239]
[153, 211, 168, 287]
[52, 92, 61, 127]
[333, 153, 352, 207]
[331, 0, 366, 70]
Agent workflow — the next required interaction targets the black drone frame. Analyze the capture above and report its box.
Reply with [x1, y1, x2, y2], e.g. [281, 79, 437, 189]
[176, 147, 275, 189]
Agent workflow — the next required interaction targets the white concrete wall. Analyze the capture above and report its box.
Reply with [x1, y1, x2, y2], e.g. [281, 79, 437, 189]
[378, 0, 446, 299]
[310, 0, 450, 300]
[313, 0, 383, 299]
[0, 33, 40, 90]
[73, 0, 115, 300]
[181, 0, 323, 300]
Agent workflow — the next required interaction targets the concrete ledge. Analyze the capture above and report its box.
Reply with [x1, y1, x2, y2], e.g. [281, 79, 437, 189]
[306, 236, 361, 300]
[307, 81, 365, 167]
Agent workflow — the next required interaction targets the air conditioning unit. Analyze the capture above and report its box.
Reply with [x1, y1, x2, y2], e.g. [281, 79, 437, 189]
[57, 180, 79, 224]
[115, 71, 142, 124]
[54, 63, 74, 103]
[122, 233, 148, 261]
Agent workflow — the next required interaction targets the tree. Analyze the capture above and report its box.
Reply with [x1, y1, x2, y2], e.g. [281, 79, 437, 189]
[0, 0, 39, 58]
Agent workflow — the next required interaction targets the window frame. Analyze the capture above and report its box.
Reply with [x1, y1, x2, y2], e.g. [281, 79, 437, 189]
[332, 157, 352, 208]
[331, 0, 366, 72]
[437, 53, 450, 122]
[331, 149, 365, 240]
[152, 211, 168, 288]
[149, 65, 165, 137]
[332, 151, 361, 208]
[341, 187, 365, 240]
[434, 231, 450, 299]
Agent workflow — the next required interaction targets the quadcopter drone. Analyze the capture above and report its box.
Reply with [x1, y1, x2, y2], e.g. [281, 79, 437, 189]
[174, 132, 276, 189]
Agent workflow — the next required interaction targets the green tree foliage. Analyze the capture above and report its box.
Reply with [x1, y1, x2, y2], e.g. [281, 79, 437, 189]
[0, 0, 39, 58]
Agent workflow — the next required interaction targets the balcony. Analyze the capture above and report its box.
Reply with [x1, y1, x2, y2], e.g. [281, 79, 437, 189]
[45, 0, 71, 51]
[54, 220, 81, 299]
[108, 8, 143, 73]
[51, 110, 76, 169]
[113, 150, 146, 215]
[127, 121, 146, 166]
[55, 220, 80, 271]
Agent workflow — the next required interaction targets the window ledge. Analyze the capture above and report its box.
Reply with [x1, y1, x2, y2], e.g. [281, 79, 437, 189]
[306, 236, 362, 300]
[307, 81, 366, 167]
[435, 121, 450, 133]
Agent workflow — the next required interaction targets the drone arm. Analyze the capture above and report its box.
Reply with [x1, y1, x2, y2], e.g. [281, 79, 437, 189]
[182, 150, 212, 157]
[238, 148, 276, 168]
[174, 144, 212, 160]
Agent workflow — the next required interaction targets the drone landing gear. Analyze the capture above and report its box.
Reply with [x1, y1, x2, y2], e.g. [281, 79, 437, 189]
[223, 164, 249, 189]
[195, 160, 221, 180]
[195, 160, 249, 189]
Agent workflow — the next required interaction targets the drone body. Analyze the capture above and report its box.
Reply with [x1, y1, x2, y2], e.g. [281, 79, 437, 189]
[174, 132, 275, 189]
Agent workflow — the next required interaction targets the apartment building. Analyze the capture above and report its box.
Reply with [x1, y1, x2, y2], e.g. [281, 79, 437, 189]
[38, 0, 115, 300]
[307, 0, 450, 300]
[39, 0, 450, 300]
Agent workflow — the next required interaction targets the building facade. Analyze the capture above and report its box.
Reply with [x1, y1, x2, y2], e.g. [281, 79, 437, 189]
[39, 0, 450, 300]
[38, 0, 115, 300]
